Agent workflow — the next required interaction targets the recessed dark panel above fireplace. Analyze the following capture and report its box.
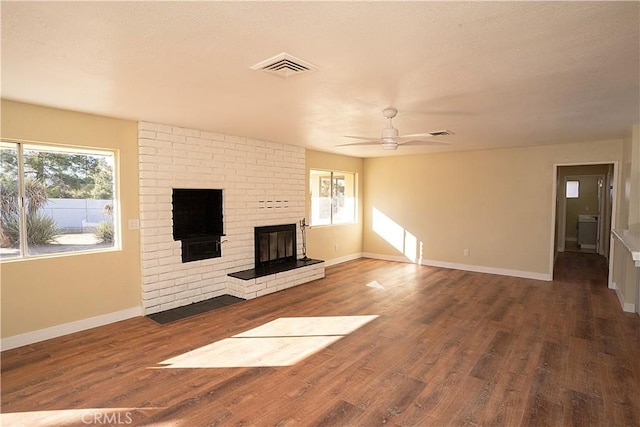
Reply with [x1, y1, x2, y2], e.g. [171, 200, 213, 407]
[172, 188, 223, 240]
[172, 188, 224, 262]
[255, 224, 297, 269]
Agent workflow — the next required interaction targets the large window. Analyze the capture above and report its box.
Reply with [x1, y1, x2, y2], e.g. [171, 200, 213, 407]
[310, 169, 356, 226]
[0, 141, 118, 260]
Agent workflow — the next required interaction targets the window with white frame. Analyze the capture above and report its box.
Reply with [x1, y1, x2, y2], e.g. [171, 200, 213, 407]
[0, 141, 118, 260]
[309, 169, 356, 226]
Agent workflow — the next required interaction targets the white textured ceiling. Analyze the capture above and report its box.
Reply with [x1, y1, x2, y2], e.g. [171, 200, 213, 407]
[2, 1, 639, 157]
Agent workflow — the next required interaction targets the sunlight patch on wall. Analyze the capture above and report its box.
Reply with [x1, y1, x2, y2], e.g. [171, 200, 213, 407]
[156, 315, 379, 368]
[372, 207, 404, 252]
[372, 207, 421, 263]
[404, 230, 418, 262]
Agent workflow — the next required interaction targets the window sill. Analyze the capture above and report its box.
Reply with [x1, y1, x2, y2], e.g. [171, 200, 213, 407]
[309, 222, 358, 228]
[0, 246, 121, 263]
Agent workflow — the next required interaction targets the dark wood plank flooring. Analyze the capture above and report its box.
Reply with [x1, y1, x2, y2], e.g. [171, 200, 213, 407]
[2, 253, 639, 426]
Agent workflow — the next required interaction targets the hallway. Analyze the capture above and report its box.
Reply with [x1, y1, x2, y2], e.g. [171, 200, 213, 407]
[553, 251, 609, 284]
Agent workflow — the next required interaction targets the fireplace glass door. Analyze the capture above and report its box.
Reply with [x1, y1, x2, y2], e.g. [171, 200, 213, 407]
[255, 224, 297, 268]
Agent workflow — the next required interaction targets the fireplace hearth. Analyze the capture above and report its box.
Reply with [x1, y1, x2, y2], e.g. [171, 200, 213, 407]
[228, 223, 322, 281]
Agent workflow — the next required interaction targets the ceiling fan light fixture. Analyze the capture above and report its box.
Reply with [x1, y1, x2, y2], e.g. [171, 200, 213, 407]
[382, 142, 398, 150]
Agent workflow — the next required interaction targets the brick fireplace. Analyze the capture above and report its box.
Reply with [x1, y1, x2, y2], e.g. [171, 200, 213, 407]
[138, 122, 324, 315]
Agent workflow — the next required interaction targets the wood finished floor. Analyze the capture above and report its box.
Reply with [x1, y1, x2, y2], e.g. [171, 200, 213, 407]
[2, 253, 639, 426]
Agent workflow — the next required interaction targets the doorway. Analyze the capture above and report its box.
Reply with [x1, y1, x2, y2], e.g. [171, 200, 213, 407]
[562, 174, 603, 253]
[552, 163, 616, 277]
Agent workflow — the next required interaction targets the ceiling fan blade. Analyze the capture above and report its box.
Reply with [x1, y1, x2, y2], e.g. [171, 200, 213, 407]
[336, 141, 383, 147]
[398, 140, 451, 146]
[397, 130, 454, 140]
[396, 133, 434, 139]
[343, 135, 379, 141]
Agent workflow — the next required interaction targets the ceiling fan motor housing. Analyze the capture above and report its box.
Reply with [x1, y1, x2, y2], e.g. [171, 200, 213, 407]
[381, 126, 399, 139]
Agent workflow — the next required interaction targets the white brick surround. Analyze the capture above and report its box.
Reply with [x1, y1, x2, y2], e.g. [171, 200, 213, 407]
[138, 122, 324, 314]
[227, 266, 326, 300]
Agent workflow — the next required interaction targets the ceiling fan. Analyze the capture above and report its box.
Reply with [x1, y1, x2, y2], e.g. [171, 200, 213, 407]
[338, 107, 453, 151]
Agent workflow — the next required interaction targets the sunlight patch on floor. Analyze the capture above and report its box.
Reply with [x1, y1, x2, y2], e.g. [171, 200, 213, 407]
[366, 280, 386, 290]
[0, 407, 162, 426]
[156, 315, 379, 368]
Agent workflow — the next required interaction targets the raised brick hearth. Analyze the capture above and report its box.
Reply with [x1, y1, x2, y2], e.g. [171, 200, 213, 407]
[138, 122, 324, 314]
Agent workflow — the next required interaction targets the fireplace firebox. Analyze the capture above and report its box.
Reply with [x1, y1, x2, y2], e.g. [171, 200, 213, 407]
[254, 224, 297, 269]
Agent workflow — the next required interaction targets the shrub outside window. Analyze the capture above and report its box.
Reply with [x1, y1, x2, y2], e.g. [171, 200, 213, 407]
[310, 169, 356, 226]
[0, 141, 118, 260]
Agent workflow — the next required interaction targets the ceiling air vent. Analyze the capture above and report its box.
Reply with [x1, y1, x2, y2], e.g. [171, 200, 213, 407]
[250, 52, 318, 79]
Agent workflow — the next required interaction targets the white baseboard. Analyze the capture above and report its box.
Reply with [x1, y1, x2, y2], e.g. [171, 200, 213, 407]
[1, 306, 142, 351]
[362, 252, 552, 281]
[610, 281, 637, 313]
[324, 252, 364, 267]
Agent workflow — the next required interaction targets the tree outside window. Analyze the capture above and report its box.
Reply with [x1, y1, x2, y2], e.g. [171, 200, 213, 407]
[0, 141, 117, 260]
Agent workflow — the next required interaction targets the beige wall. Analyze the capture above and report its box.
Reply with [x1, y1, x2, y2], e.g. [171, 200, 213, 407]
[306, 150, 363, 264]
[620, 125, 640, 231]
[0, 100, 141, 338]
[363, 140, 623, 278]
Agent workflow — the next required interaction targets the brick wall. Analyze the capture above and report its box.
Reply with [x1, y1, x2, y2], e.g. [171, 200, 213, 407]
[138, 122, 309, 314]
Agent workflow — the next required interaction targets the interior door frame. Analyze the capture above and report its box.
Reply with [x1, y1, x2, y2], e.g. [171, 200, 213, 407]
[549, 161, 618, 280]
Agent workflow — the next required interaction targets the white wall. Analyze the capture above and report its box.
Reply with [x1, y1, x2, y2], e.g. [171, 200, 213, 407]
[138, 122, 306, 314]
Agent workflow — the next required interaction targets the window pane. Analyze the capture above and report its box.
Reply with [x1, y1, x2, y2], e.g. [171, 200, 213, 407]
[0, 142, 21, 259]
[22, 145, 116, 256]
[310, 170, 331, 226]
[310, 169, 356, 226]
[318, 176, 332, 223]
[333, 173, 355, 224]
[566, 180, 579, 198]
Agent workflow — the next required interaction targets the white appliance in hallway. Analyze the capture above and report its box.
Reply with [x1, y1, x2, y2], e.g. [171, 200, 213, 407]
[578, 214, 599, 250]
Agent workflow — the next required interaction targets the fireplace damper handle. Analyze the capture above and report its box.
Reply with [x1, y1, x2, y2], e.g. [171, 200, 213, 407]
[216, 239, 228, 252]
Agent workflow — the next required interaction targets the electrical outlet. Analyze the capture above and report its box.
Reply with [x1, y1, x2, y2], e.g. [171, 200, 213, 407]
[128, 219, 139, 230]
[463, 248, 470, 256]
